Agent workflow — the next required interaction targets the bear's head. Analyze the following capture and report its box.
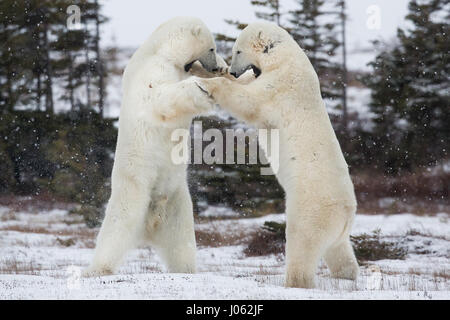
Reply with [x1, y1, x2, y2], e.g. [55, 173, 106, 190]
[153, 17, 220, 73]
[229, 22, 292, 78]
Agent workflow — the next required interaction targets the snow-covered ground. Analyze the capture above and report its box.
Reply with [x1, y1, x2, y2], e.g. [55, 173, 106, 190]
[0, 205, 448, 299]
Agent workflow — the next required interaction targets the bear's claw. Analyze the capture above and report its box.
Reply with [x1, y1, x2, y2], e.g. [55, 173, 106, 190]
[195, 82, 211, 98]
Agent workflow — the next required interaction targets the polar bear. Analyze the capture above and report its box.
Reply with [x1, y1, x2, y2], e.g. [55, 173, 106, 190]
[197, 22, 359, 288]
[83, 17, 225, 276]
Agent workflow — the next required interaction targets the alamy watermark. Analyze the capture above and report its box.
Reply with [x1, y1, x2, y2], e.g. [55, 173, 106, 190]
[171, 121, 279, 175]
[366, 265, 382, 290]
[66, 265, 81, 290]
[366, 5, 381, 30]
[66, 5, 81, 30]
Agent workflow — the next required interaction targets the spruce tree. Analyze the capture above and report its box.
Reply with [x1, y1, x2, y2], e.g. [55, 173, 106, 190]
[288, 0, 343, 102]
[52, 27, 86, 111]
[215, 0, 284, 61]
[366, 0, 449, 172]
[251, 0, 282, 26]
[0, 0, 31, 112]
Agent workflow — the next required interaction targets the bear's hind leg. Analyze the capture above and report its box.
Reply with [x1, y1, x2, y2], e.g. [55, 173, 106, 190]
[285, 226, 328, 289]
[148, 184, 197, 274]
[83, 179, 152, 277]
[324, 238, 359, 280]
[83, 212, 135, 277]
[284, 198, 346, 288]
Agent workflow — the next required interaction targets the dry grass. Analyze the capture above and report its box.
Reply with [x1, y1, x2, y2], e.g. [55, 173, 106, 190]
[195, 229, 249, 247]
[433, 269, 450, 280]
[253, 264, 281, 276]
[0, 225, 53, 234]
[357, 198, 450, 215]
[0, 210, 17, 222]
[353, 170, 450, 214]
[0, 224, 96, 237]
[250, 263, 448, 292]
[56, 237, 76, 247]
[0, 224, 97, 248]
[0, 193, 76, 213]
[123, 262, 162, 275]
[406, 229, 450, 241]
[0, 257, 40, 275]
[360, 267, 448, 292]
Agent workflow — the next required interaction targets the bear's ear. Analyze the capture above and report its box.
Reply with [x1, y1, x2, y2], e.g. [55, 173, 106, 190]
[191, 25, 202, 37]
[263, 42, 275, 54]
[253, 30, 276, 53]
[256, 30, 280, 54]
[252, 30, 267, 52]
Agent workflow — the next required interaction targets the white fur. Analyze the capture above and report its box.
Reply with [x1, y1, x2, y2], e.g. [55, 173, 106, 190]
[198, 22, 359, 288]
[83, 17, 222, 276]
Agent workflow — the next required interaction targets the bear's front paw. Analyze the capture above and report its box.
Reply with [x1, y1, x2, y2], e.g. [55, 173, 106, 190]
[215, 65, 229, 76]
[194, 78, 224, 98]
[215, 55, 229, 76]
[187, 77, 214, 108]
[194, 80, 211, 97]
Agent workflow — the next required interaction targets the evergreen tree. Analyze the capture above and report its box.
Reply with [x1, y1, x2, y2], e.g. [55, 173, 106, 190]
[93, 0, 106, 117]
[52, 27, 86, 111]
[288, 0, 343, 102]
[22, 0, 64, 114]
[0, 0, 115, 217]
[78, 0, 108, 115]
[0, 0, 32, 112]
[215, 0, 284, 61]
[215, 20, 247, 62]
[337, 0, 348, 133]
[366, 0, 449, 172]
[251, 0, 282, 26]
[0, 0, 108, 115]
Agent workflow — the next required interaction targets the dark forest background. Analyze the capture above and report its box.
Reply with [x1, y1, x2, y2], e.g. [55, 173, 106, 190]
[0, 0, 448, 226]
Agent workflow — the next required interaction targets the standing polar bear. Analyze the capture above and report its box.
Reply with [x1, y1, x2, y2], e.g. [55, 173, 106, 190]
[84, 17, 225, 276]
[197, 22, 359, 288]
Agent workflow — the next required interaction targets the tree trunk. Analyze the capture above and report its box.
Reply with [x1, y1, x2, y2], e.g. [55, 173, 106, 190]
[36, 74, 41, 111]
[84, 24, 92, 111]
[85, 45, 92, 110]
[42, 23, 54, 114]
[275, 0, 281, 26]
[68, 52, 75, 111]
[340, 0, 348, 134]
[94, 0, 104, 118]
[4, 28, 14, 113]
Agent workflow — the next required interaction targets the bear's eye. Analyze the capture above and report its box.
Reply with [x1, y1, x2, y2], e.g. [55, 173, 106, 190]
[237, 51, 241, 55]
[209, 48, 214, 52]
